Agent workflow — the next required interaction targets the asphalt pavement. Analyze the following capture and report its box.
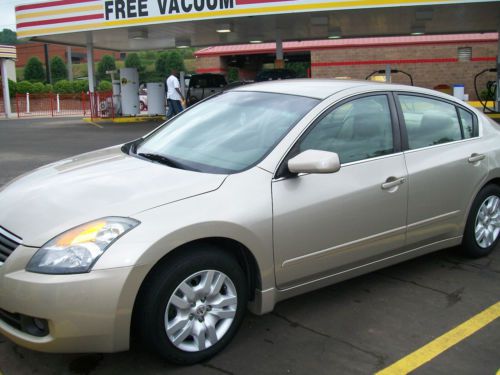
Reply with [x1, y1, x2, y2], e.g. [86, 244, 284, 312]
[0, 117, 498, 375]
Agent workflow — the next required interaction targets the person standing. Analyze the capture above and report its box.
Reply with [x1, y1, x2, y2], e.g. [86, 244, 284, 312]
[166, 68, 185, 118]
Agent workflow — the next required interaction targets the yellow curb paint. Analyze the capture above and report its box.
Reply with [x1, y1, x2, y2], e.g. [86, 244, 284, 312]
[82, 118, 103, 128]
[376, 301, 500, 375]
[82, 116, 165, 124]
[466, 101, 496, 108]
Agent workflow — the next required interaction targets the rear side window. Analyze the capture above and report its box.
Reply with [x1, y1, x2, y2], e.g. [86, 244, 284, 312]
[300, 95, 394, 164]
[458, 108, 476, 138]
[398, 95, 462, 150]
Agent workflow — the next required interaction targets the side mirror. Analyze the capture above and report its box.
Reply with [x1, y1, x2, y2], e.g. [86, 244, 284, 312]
[288, 150, 341, 174]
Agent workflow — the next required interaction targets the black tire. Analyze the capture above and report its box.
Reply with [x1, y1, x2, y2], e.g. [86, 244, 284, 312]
[461, 184, 500, 258]
[135, 246, 247, 365]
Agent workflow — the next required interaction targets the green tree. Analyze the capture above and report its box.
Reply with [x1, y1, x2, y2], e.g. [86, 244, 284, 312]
[96, 55, 116, 81]
[227, 67, 239, 83]
[125, 53, 144, 73]
[72, 79, 89, 93]
[155, 51, 185, 78]
[167, 51, 185, 72]
[54, 80, 74, 94]
[97, 80, 112, 92]
[8, 79, 16, 97]
[50, 56, 67, 82]
[43, 83, 53, 93]
[16, 81, 34, 94]
[24, 57, 45, 83]
[31, 82, 45, 94]
[0, 29, 17, 45]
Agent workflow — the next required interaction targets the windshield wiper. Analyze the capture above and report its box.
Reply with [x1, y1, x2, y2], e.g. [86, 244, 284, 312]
[137, 152, 188, 170]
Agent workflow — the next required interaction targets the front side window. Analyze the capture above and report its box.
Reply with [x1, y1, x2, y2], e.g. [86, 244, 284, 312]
[399, 95, 463, 149]
[299, 95, 394, 164]
[136, 91, 319, 174]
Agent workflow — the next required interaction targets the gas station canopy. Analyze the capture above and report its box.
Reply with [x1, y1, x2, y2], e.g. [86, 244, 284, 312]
[15, 0, 500, 50]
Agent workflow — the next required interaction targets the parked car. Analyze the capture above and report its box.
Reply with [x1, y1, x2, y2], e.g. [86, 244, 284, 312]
[186, 73, 227, 106]
[1, 80, 499, 365]
[223, 80, 254, 90]
[255, 68, 297, 82]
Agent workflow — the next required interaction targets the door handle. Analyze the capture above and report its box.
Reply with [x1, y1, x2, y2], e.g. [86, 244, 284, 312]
[468, 153, 485, 163]
[381, 177, 406, 190]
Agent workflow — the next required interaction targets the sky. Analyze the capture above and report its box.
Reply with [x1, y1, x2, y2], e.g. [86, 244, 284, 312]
[1, 0, 47, 31]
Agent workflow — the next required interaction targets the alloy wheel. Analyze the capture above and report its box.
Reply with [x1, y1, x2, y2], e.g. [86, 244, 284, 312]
[474, 195, 500, 248]
[165, 270, 238, 352]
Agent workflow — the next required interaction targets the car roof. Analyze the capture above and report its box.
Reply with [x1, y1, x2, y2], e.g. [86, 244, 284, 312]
[233, 79, 380, 99]
[231, 79, 454, 101]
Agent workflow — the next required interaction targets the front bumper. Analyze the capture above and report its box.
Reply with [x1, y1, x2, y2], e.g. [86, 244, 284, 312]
[0, 245, 149, 353]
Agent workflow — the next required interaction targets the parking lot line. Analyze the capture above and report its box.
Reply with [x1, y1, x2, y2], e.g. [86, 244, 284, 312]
[376, 301, 500, 375]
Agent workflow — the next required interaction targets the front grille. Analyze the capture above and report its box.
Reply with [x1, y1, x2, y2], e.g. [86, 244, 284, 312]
[0, 226, 22, 265]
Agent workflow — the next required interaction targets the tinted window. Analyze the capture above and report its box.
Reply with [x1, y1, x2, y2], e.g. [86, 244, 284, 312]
[300, 95, 394, 164]
[399, 95, 462, 149]
[458, 108, 476, 139]
[137, 92, 318, 173]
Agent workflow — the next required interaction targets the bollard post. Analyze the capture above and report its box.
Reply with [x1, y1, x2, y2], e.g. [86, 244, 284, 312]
[56, 93, 60, 113]
[26, 92, 30, 114]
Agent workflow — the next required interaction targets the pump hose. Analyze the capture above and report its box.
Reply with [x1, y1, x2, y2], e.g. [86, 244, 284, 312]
[474, 68, 498, 114]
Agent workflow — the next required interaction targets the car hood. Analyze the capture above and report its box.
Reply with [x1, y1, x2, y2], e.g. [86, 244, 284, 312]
[0, 146, 227, 247]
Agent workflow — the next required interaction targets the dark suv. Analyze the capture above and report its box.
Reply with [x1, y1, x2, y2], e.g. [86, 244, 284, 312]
[255, 69, 297, 82]
[186, 73, 227, 106]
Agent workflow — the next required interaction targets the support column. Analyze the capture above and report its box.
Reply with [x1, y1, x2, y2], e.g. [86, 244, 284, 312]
[275, 31, 284, 69]
[44, 44, 52, 84]
[86, 32, 95, 93]
[385, 64, 391, 84]
[1, 59, 12, 118]
[67, 46, 73, 81]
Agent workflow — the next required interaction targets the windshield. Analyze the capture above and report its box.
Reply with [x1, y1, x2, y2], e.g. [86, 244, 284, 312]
[135, 91, 319, 174]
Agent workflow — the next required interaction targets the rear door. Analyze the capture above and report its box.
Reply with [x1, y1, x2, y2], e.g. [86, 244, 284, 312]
[395, 93, 489, 247]
[272, 93, 409, 288]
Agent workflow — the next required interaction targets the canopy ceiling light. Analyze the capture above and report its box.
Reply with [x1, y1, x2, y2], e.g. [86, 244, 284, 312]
[410, 26, 425, 35]
[128, 28, 148, 40]
[216, 23, 232, 33]
[175, 38, 191, 48]
[328, 27, 342, 39]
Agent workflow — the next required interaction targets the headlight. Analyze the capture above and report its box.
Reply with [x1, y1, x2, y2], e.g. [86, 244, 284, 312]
[26, 217, 139, 274]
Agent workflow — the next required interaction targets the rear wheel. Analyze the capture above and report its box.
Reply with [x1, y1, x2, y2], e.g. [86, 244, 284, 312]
[135, 246, 247, 364]
[462, 184, 500, 258]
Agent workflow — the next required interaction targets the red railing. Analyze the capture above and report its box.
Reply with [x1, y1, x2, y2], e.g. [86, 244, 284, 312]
[14, 91, 115, 119]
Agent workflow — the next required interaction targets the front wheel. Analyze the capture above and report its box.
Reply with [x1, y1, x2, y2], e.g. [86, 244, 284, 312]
[462, 184, 500, 258]
[135, 247, 247, 364]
